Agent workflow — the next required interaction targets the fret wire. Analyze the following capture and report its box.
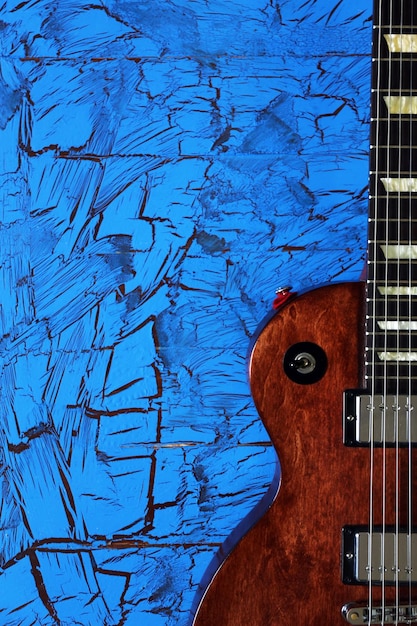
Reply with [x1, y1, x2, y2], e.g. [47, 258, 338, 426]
[370, 170, 417, 173]
[371, 117, 417, 120]
[372, 89, 417, 92]
[368, 296, 417, 298]
[373, 240, 417, 243]
[373, 26, 417, 29]
[368, 217, 417, 222]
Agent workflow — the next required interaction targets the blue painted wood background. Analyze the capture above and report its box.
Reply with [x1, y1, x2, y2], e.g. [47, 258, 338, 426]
[0, 0, 372, 624]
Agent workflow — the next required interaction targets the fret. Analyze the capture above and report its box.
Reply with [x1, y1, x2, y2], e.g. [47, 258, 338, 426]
[367, 378, 417, 387]
[372, 117, 417, 121]
[374, 56, 417, 60]
[367, 377, 417, 384]
[372, 146, 417, 149]
[370, 172, 417, 177]
[368, 218, 417, 221]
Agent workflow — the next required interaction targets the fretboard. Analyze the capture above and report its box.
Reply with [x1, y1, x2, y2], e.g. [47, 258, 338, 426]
[366, 0, 417, 395]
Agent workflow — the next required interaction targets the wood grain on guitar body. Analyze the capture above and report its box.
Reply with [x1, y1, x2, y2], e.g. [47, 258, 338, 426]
[193, 1, 417, 624]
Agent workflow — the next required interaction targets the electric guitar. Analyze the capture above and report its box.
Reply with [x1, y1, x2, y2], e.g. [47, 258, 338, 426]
[193, 1, 417, 624]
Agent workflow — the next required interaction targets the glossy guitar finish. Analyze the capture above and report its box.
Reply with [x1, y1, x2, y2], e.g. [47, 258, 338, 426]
[194, 282, 417, 625]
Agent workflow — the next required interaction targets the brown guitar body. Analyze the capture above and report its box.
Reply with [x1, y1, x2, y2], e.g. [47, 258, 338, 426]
[194, 282, 417, 626]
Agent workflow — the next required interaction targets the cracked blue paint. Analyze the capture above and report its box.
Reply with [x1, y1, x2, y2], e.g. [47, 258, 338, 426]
[0, 0, 372, 624]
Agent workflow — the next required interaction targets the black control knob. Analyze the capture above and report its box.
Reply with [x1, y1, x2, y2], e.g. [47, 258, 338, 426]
[283, 342, 327, 385]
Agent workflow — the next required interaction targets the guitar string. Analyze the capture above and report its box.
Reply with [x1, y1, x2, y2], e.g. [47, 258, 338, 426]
[368, 0, 383, 626]
[392, 0, 414, 616]
[407, 0, 414, 614]
[369, 0, 385, 619]
[368, 0, 415, 619]
[392, 0, 413, 614]
[395, 0, 404, 618]
[378, 0, 394, 615]
[382, 0, 394, 614]
[369, 1, 376, 619]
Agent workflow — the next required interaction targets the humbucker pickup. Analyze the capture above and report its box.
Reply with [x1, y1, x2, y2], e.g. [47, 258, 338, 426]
[343, 390, 417, 446]
[342, 527, 417, 585]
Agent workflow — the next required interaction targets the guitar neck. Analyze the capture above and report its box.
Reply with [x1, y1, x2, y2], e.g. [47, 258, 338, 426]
[366, 0, 417, 395]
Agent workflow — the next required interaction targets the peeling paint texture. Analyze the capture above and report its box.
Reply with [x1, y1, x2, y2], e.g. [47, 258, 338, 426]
[0, 0, 371, 624]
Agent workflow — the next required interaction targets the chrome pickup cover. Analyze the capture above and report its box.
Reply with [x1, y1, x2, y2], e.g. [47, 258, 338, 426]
[342, 528, 417, 584]
[342, 603, 417, 624]
[344, 391, 417, 446]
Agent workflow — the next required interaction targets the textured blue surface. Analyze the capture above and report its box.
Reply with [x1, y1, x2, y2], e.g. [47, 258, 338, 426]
[0, 0, 372, 624]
